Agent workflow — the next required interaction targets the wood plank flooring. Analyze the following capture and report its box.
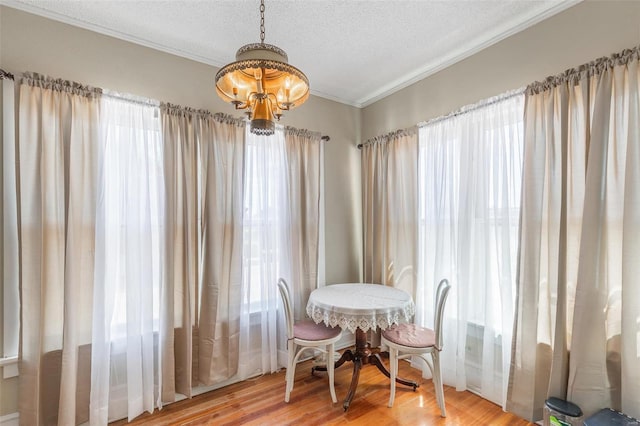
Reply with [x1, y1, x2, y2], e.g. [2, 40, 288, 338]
[111, 355, 532, 426]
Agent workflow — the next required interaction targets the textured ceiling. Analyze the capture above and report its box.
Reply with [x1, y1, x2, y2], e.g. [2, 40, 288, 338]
[3, 0, 579, 107]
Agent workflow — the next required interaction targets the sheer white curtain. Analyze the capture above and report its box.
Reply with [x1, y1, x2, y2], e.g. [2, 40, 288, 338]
[507, 47, 640, 421]
[240, 129, 286, 377]
[240, 127, 323, 375]
[418, 91, 524, 406]
[91, 94, 164, 424]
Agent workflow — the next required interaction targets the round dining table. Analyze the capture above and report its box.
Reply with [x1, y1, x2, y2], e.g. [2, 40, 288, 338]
[306, 283, 417, 410]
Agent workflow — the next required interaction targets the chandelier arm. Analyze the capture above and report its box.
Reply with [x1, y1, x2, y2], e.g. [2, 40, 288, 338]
[232, 101, 250, 110]
[277, 100, 293, 111]
[265, 92, 279, 103]
[262, 91, 285, 111]
[262, 94, 282, 113]
[232, 90, 262, 110]
[259, 93, 282, 120]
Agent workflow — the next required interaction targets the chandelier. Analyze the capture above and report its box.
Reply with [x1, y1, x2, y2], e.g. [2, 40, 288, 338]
[215, 0, 310, 136]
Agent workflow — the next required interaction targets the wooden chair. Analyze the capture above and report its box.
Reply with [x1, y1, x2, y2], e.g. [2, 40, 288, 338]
[277, 278, 342, 403]
[381, 278, 451, 416]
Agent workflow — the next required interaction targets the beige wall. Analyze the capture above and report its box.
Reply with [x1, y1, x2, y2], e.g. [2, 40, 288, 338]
[363, 0, 640, 140]
[1, 0, 640, 418]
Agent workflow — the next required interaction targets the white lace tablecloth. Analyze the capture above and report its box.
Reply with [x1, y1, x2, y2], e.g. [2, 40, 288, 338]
[306, 283, 415, 333]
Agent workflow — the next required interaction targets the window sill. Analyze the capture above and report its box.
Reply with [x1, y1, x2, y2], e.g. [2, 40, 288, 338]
[1, 356, 19, 378]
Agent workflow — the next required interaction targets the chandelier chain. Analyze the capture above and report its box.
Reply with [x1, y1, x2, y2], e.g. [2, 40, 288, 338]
[260, 0, 265, 44]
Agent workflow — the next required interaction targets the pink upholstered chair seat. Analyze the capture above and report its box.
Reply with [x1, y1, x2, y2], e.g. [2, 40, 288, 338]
[383, 323, 436, 348]
[294, 320, 341, 341]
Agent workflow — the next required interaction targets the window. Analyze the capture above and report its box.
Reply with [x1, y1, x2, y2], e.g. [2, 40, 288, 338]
[98, 96, 164, 340]
[242, 128, 288, 312]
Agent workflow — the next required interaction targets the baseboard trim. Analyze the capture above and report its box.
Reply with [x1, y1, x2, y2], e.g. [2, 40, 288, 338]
[0, 412, 19, 426]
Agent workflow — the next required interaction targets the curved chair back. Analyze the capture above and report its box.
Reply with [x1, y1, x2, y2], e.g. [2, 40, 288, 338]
[277, 278, 295, 340]
[434, 278, 451, 350]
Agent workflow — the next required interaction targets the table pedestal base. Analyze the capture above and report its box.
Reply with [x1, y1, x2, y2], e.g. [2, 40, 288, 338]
[312, 328, 418, 411]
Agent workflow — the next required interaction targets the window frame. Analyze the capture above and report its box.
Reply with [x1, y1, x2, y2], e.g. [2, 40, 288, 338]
[2, 76, 19, 378]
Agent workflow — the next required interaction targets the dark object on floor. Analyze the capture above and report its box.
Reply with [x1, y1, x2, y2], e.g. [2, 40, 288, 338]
[583, 408, 639, 426]
[543, 397, 583, 426]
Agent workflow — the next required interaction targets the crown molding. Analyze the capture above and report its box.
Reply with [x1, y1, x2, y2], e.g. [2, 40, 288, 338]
[357, 0, 583, 108]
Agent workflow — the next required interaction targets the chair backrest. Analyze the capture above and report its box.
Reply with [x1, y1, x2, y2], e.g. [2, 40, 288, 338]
[277, 278, 295, 340]
[433, 278, 451, 350]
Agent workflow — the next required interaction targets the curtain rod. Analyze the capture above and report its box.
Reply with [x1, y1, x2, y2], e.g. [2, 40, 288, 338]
[321, 135, 330, 141]
[103, 90, 160, 107]
[417, 87, 524, 128]
[0, 69, 15, 80]
[356, 128, 416, 149]
[357, 87, 525, 150]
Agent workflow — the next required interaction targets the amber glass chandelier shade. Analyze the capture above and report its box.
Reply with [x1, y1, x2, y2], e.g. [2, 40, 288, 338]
[215, 46, 309, 108]
[215, 42, 309, 135]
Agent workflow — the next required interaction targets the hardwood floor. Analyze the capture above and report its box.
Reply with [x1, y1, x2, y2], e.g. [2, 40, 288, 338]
[111, 355, 532, 426]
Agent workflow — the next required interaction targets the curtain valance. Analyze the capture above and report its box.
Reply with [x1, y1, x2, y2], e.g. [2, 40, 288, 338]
[526, 45, 640, 94]
[160, 102, 245, 127]
[359, 127, 418, 149]
[19, 71, 102, 98]
[284, 126, 322, 140]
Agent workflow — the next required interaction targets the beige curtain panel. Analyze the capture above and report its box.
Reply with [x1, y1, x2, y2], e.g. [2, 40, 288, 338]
[283, 127, 322, 319]
[507, 46, 640, 421]
[361, 128, 419, 297]
[160, 105, 246, 396]
[17, 73, 101, 425]
[197, 113, 246, 387]
[159, 104, 201, 401]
